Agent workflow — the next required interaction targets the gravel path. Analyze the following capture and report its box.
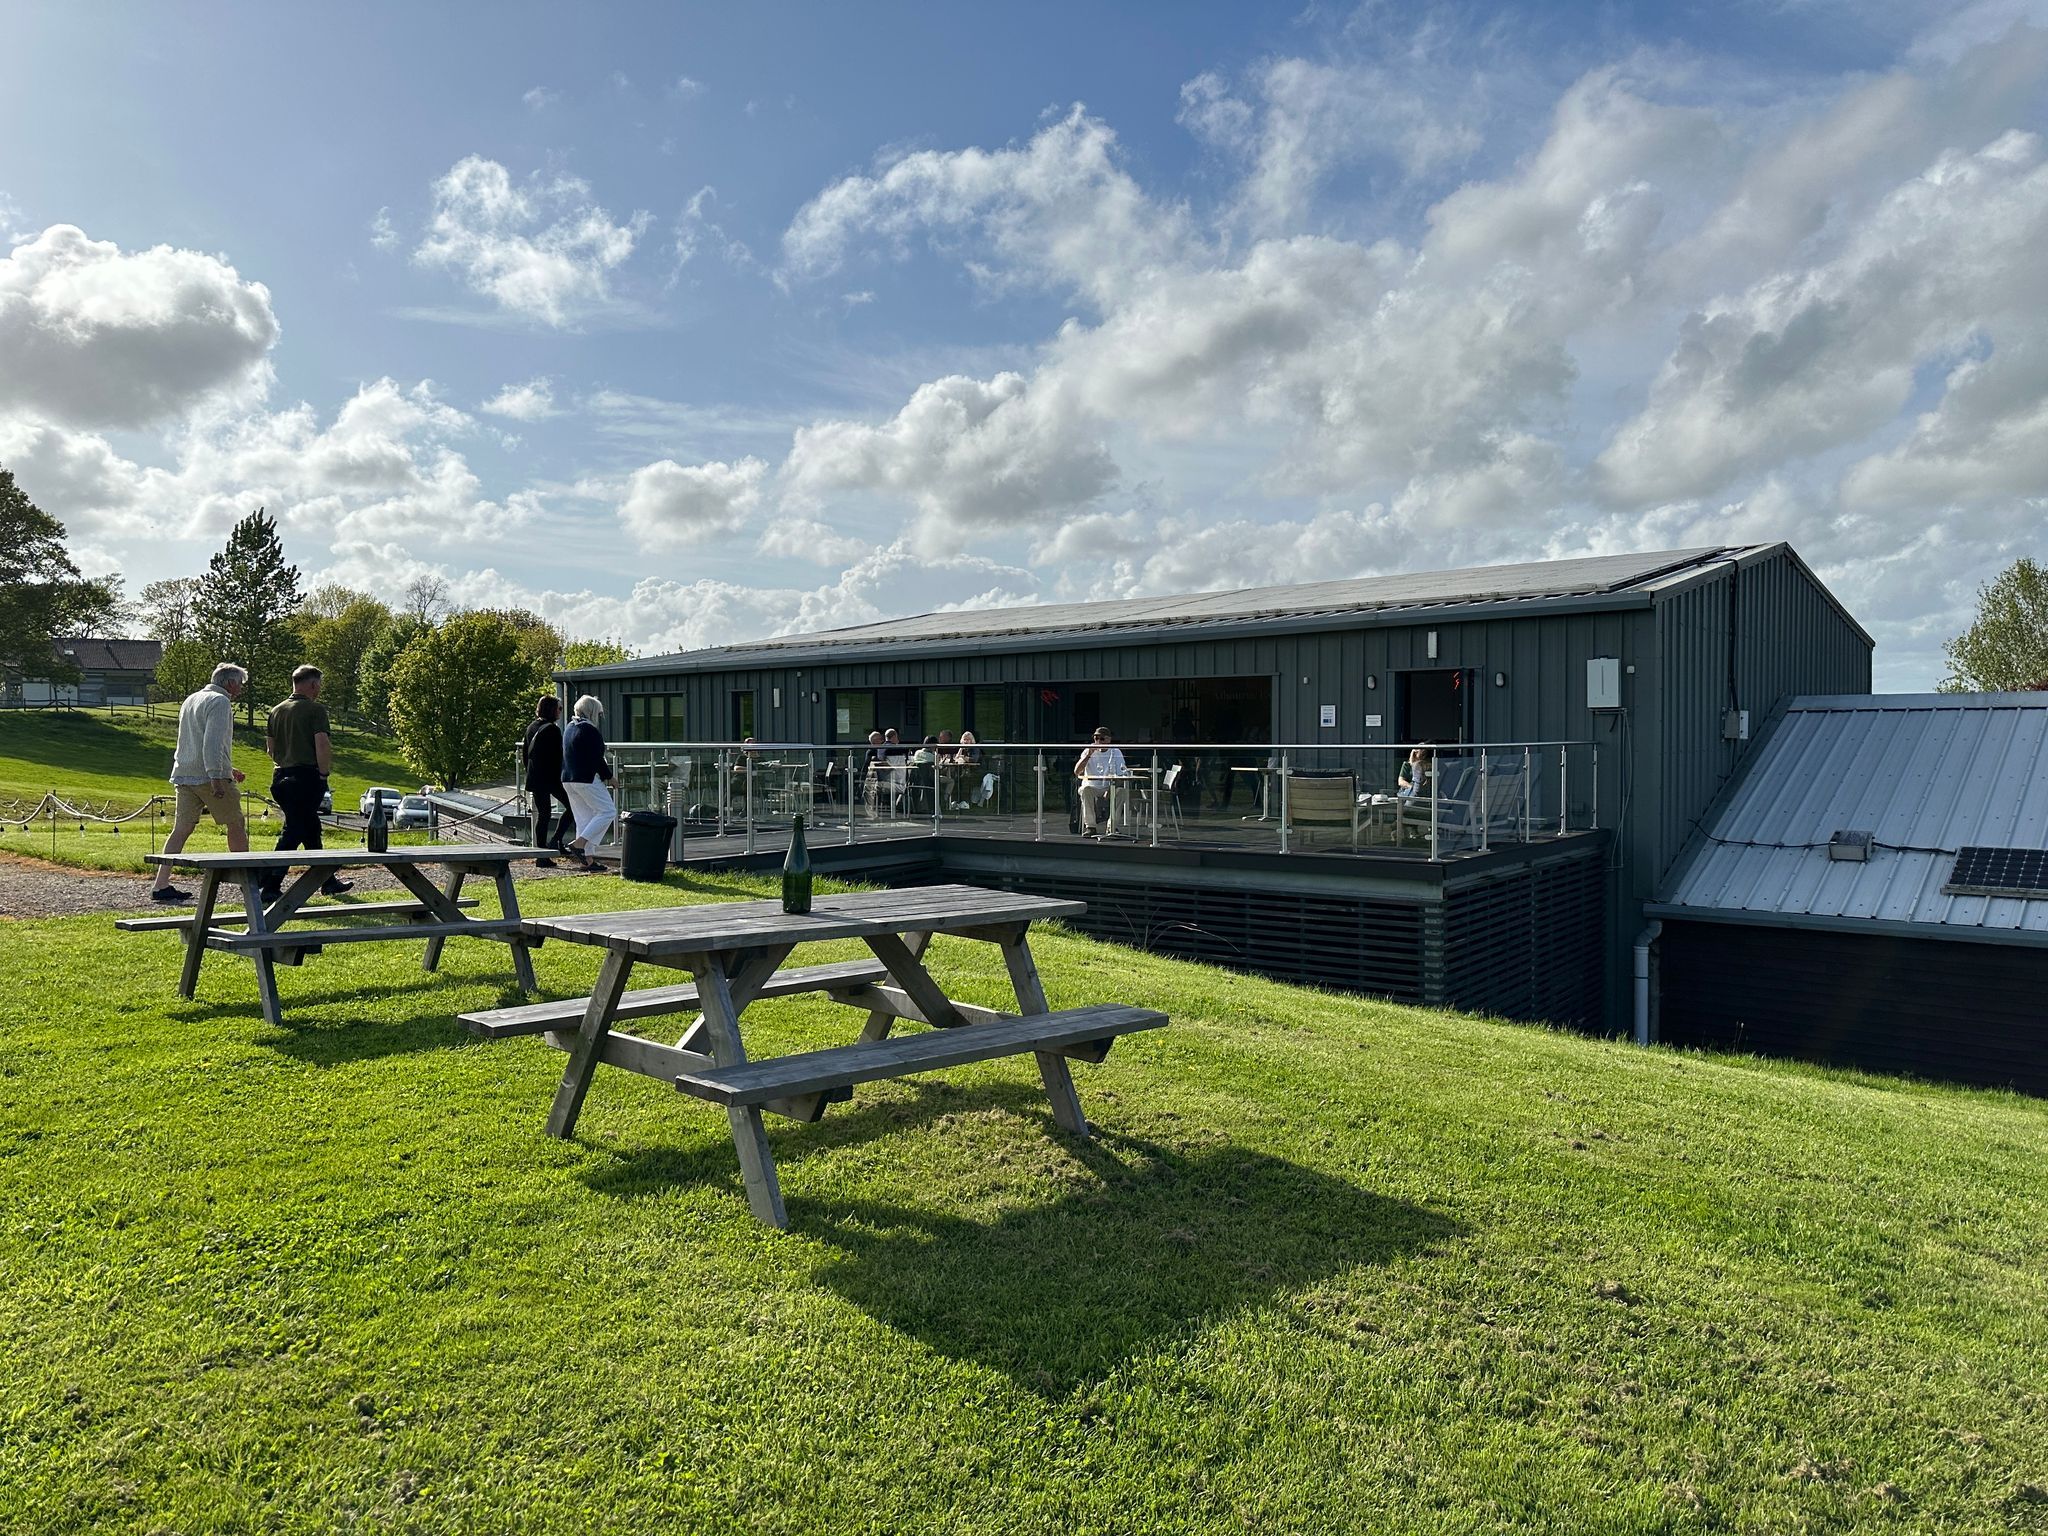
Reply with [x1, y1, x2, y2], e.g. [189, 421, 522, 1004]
[0, 849, 601, 919]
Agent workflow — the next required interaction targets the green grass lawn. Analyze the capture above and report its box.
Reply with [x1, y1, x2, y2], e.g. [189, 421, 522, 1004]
[0, 708, 430, 871]
[2, 870, 2045, 1532]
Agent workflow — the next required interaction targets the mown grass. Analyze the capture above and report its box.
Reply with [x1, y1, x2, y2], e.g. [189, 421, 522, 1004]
[2, 869, 2046, 1533]
[0, 709, 425, 872]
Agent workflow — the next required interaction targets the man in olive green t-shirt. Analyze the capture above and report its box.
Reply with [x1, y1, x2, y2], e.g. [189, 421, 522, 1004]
[262, 664, 350, 900]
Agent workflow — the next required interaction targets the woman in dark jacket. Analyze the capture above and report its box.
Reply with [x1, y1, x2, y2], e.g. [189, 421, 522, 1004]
[560, 695, 616, 873]
[521, 696, 572, 866]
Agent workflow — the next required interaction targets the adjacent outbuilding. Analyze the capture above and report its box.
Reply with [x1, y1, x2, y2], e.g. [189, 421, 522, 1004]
[1650, 692, 2048, 1093]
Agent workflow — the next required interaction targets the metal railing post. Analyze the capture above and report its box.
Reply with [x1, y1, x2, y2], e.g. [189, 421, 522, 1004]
[846, 750, 857, 844]
[1555, 746, 1566, 836]
[717, 748, 730, 838]
[1523, 747, 1532, 841]
[1429, 769, 1441, 860]
[1034, 752, 1045, 841]
[744, 753, 755, 856]
[1278, 750, 1291, 853]
[1590, 743, 1600, 830]
[1149, 750, 1160, 848]
[1479, 749, 1491, 852]
[932, 757, 942, 838]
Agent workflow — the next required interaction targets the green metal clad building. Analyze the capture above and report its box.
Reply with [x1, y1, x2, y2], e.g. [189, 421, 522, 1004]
[559, 543, 1872, 1029]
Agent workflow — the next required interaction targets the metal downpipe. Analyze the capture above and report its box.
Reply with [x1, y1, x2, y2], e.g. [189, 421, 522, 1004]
[1632, 919, 1663, 1047]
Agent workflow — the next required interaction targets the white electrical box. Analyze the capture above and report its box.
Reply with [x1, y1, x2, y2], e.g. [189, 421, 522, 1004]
[1722, 708, 1751, 741]
[1587, 657, 1621, 710]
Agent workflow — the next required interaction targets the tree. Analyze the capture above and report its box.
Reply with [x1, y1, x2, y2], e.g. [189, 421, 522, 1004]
[0, 466, 120, 694]
[478, 606, 566, 679]
[1941, 557, 2048, 693]
[192, 508, 303, 721]
[562, 637, 634, 670]
[299, 592, 394, 719]
[402, 575, 452, 625]
[139, 578, 201, 646]
[358, 612, 431, 733]
[388, 610, 548, 787]
[154, 638, 214, 701]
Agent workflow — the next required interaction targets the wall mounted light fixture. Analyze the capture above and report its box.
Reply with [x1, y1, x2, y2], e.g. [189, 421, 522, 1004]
[1365, 673, 1379, 690]
[1427, 630, 1439, 660]
[1493, 671, 1508, 688]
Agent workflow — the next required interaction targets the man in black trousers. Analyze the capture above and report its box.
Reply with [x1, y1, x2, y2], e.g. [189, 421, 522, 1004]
[522, 695, 572, 868]
[260, 664, 351, 901]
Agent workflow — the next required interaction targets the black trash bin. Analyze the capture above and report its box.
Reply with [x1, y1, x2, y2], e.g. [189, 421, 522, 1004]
[619, 809, 676, 882]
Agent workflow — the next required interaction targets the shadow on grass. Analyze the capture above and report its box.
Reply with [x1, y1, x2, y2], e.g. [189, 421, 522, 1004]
[578, 1077, 1058, 1197]
[798, 1132, 1453, 1392]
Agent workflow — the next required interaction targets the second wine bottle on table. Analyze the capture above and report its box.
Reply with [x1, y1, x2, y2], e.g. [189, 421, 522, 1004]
[781, 814, 812, 914]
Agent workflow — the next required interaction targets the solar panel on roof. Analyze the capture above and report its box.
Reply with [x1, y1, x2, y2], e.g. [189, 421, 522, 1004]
[1944, 846, 2048, 898]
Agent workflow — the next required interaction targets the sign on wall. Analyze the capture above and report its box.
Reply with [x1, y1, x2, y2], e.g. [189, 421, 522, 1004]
[1319, 704, 1337, 728]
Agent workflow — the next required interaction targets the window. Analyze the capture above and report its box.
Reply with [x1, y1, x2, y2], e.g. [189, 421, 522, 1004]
[729, 691, 756, 740]
[923, 687, 964, 739]
[972, 689, 1006, 741]
[625, 695, 683, 741]
[831, 690, 876, 743]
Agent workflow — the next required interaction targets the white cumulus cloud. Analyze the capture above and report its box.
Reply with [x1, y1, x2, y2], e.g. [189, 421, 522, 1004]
[413, 156, 649, 327]
[0, 224, 278, 429]
[481, 377, 558, 420]
[617, 456, 767, 550]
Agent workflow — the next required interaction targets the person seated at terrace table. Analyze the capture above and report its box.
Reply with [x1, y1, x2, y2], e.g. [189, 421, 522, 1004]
[945, 730, 985, 809]
[910, 735, 938, 766]
[1074, 727, 1127, 837]
[1397, 745, 1434, 797]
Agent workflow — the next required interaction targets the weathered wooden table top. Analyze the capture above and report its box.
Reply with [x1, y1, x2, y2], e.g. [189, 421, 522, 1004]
[146, 845, 553, 870]
[522, 884, 1085, 957]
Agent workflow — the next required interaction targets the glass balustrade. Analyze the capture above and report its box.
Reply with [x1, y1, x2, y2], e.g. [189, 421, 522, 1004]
[596, 739, 1599, 860]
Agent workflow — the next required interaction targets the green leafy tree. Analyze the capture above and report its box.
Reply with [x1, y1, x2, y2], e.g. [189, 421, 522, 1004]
[479, 607, 567, 680]
[0, 466, 121, 695]
[562, 637, 634, 670]
[299, 592, 394, 719]
[358, 612, 431, 733]
[191, 508, 303, 722]
[388, 610, 547, 787]
[153, 638, 214, 702]
[139, 578, 201, 646]
[1941, 557, 2048, 693]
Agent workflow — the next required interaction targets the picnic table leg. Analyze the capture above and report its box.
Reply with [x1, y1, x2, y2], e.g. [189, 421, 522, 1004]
[177, 870, 220, 1000]
[546, 948, 634, 1138]
[488, 865, 538, 993]
[421, 868, 467, 973]
[858, 931, 930, 1042]
[674, 945, 792, 1055]
[694, 954, 788, 1229]
[237, 872, 286, 1029]
[1000, 932, 1090, 1137]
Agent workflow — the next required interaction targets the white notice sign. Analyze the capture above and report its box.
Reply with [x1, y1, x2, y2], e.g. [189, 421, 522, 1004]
[1319, 704, 1337, 728]
[1365, 713, 1383, 728]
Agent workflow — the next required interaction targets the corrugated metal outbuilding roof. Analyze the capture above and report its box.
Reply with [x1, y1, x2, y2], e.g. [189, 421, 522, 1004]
[1654, 693, 2048, 943]
[564, 545, 1746, 680]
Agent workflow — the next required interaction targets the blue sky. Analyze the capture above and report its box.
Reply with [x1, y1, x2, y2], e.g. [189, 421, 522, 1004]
[4, 0, 2046, 688]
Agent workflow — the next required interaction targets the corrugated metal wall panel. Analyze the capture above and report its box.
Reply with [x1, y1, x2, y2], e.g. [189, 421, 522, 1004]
[1660, 920, 2048, 1094]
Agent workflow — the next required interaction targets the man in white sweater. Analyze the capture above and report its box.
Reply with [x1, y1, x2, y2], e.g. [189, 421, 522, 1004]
[150, 662, 250, 903]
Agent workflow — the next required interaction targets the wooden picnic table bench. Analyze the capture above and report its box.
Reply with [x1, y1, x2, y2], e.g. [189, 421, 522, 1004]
[124, 845, 553, 1027]
[460, 883, 1167, 1229]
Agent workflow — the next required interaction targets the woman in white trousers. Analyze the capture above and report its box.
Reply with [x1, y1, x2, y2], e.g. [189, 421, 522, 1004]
[561, 694, 617, 872]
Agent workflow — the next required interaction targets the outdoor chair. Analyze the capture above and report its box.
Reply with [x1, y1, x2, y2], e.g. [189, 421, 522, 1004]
[1282, 771, 1362, 850]
[1394, 758, 1481, 851]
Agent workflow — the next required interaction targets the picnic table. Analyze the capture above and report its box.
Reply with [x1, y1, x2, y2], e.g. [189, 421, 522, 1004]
[460, 883, 1167, 1229]
[122, 845, 553, 1027]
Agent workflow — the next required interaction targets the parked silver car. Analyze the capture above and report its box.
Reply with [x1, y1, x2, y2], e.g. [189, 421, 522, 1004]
[392, 794, 434, 831]
[359, 786, 404, 819]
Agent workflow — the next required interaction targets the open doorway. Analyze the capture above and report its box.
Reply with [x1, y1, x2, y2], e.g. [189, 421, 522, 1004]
[1394, 669, 1470, 744]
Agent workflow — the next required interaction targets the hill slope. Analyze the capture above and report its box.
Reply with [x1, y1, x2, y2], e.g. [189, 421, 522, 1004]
[2, 871, 2043, 1533]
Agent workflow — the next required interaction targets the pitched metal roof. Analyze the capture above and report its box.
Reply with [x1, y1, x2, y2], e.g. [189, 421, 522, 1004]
[53, 637, 163, 671]
[1654, 693, 2048, 945]
[564, 545, 1748, 680]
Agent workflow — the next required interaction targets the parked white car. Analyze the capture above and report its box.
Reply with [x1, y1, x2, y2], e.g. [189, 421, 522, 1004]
[392, 794, 434, 831]
[359, 786, 404, 818]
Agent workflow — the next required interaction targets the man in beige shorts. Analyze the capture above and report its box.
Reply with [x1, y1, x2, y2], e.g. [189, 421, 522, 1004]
[149, 662, 250, 903]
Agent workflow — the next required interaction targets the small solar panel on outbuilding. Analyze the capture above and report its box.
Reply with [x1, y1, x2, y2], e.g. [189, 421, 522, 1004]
[1945, 846, 2048, 900]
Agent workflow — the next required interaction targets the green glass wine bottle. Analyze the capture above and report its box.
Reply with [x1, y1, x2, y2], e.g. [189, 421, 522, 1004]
[781, 814, 812, 914]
